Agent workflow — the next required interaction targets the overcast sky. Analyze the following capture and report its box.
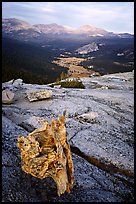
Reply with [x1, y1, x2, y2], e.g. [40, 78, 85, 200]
[2, 2, 134, 34]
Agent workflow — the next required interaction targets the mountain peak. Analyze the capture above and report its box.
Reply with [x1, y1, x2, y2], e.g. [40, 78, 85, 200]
[2, 18, 31, 25]
[77, 24, 108, 35]
[79, 24, 96, 29]
[2, 18, 134, 38]
[2, 18, 32, 31]
[34, 23, 66, 34]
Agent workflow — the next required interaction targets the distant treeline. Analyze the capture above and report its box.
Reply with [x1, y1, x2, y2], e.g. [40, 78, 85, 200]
[2, 37, 68, 84]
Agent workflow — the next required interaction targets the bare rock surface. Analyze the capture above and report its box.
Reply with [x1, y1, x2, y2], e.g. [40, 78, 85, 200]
[2, 71, 134, 202]
[19, 116, 45, 132]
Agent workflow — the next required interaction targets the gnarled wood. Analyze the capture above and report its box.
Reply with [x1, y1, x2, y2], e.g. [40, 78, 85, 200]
[17, 114, 74, 196]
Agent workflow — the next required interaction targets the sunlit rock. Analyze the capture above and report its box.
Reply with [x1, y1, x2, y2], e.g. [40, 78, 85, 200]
[26, 89, 53, 102]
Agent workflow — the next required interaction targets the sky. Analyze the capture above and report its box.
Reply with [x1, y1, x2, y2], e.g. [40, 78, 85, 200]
[2, 2, 134, 34]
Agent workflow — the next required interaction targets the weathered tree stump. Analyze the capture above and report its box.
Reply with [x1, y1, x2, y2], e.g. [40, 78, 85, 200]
[17, 114, 74, 196]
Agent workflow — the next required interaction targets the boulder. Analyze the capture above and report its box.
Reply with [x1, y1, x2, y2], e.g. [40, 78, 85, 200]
[78, 111, 99, 123]
[54, 85, 61, 89]
[13, 79, 23, 87]
[2, 89, 15, 104]
[26, 89, 53, 102]
[2, 79, 14, 90]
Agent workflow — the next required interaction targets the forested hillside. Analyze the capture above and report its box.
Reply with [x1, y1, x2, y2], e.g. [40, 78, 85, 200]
[2, 37, 68, 84]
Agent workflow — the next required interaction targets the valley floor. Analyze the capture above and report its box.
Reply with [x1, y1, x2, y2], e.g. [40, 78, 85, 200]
[52, 57, 100, 78]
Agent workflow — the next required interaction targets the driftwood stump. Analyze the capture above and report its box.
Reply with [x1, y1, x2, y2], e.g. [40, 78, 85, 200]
[17, 114, 74, 196]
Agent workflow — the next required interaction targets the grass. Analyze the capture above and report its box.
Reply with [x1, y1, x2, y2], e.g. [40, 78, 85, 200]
[50, 78, 85, 89]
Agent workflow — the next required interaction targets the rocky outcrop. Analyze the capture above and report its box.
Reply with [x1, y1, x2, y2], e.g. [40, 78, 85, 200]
[2, 71, 134, 202]
[26, 89, 53, 102]
[2, 89, 15, 104]
[2, 79, 23, 91]
[2, 79, 14, 86]
[76, 42, 99, 54]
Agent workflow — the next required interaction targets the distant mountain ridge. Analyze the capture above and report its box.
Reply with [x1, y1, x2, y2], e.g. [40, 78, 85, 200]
[2, 18, 134, 85]
[2, 18, 134, 40]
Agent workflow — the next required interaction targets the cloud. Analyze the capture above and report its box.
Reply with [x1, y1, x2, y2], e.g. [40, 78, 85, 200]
[2, 2, 134, 33]
[56, 2, 134, 33]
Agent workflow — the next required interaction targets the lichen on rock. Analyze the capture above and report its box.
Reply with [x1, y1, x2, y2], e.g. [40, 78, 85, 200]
[17, 114, 74, 196]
